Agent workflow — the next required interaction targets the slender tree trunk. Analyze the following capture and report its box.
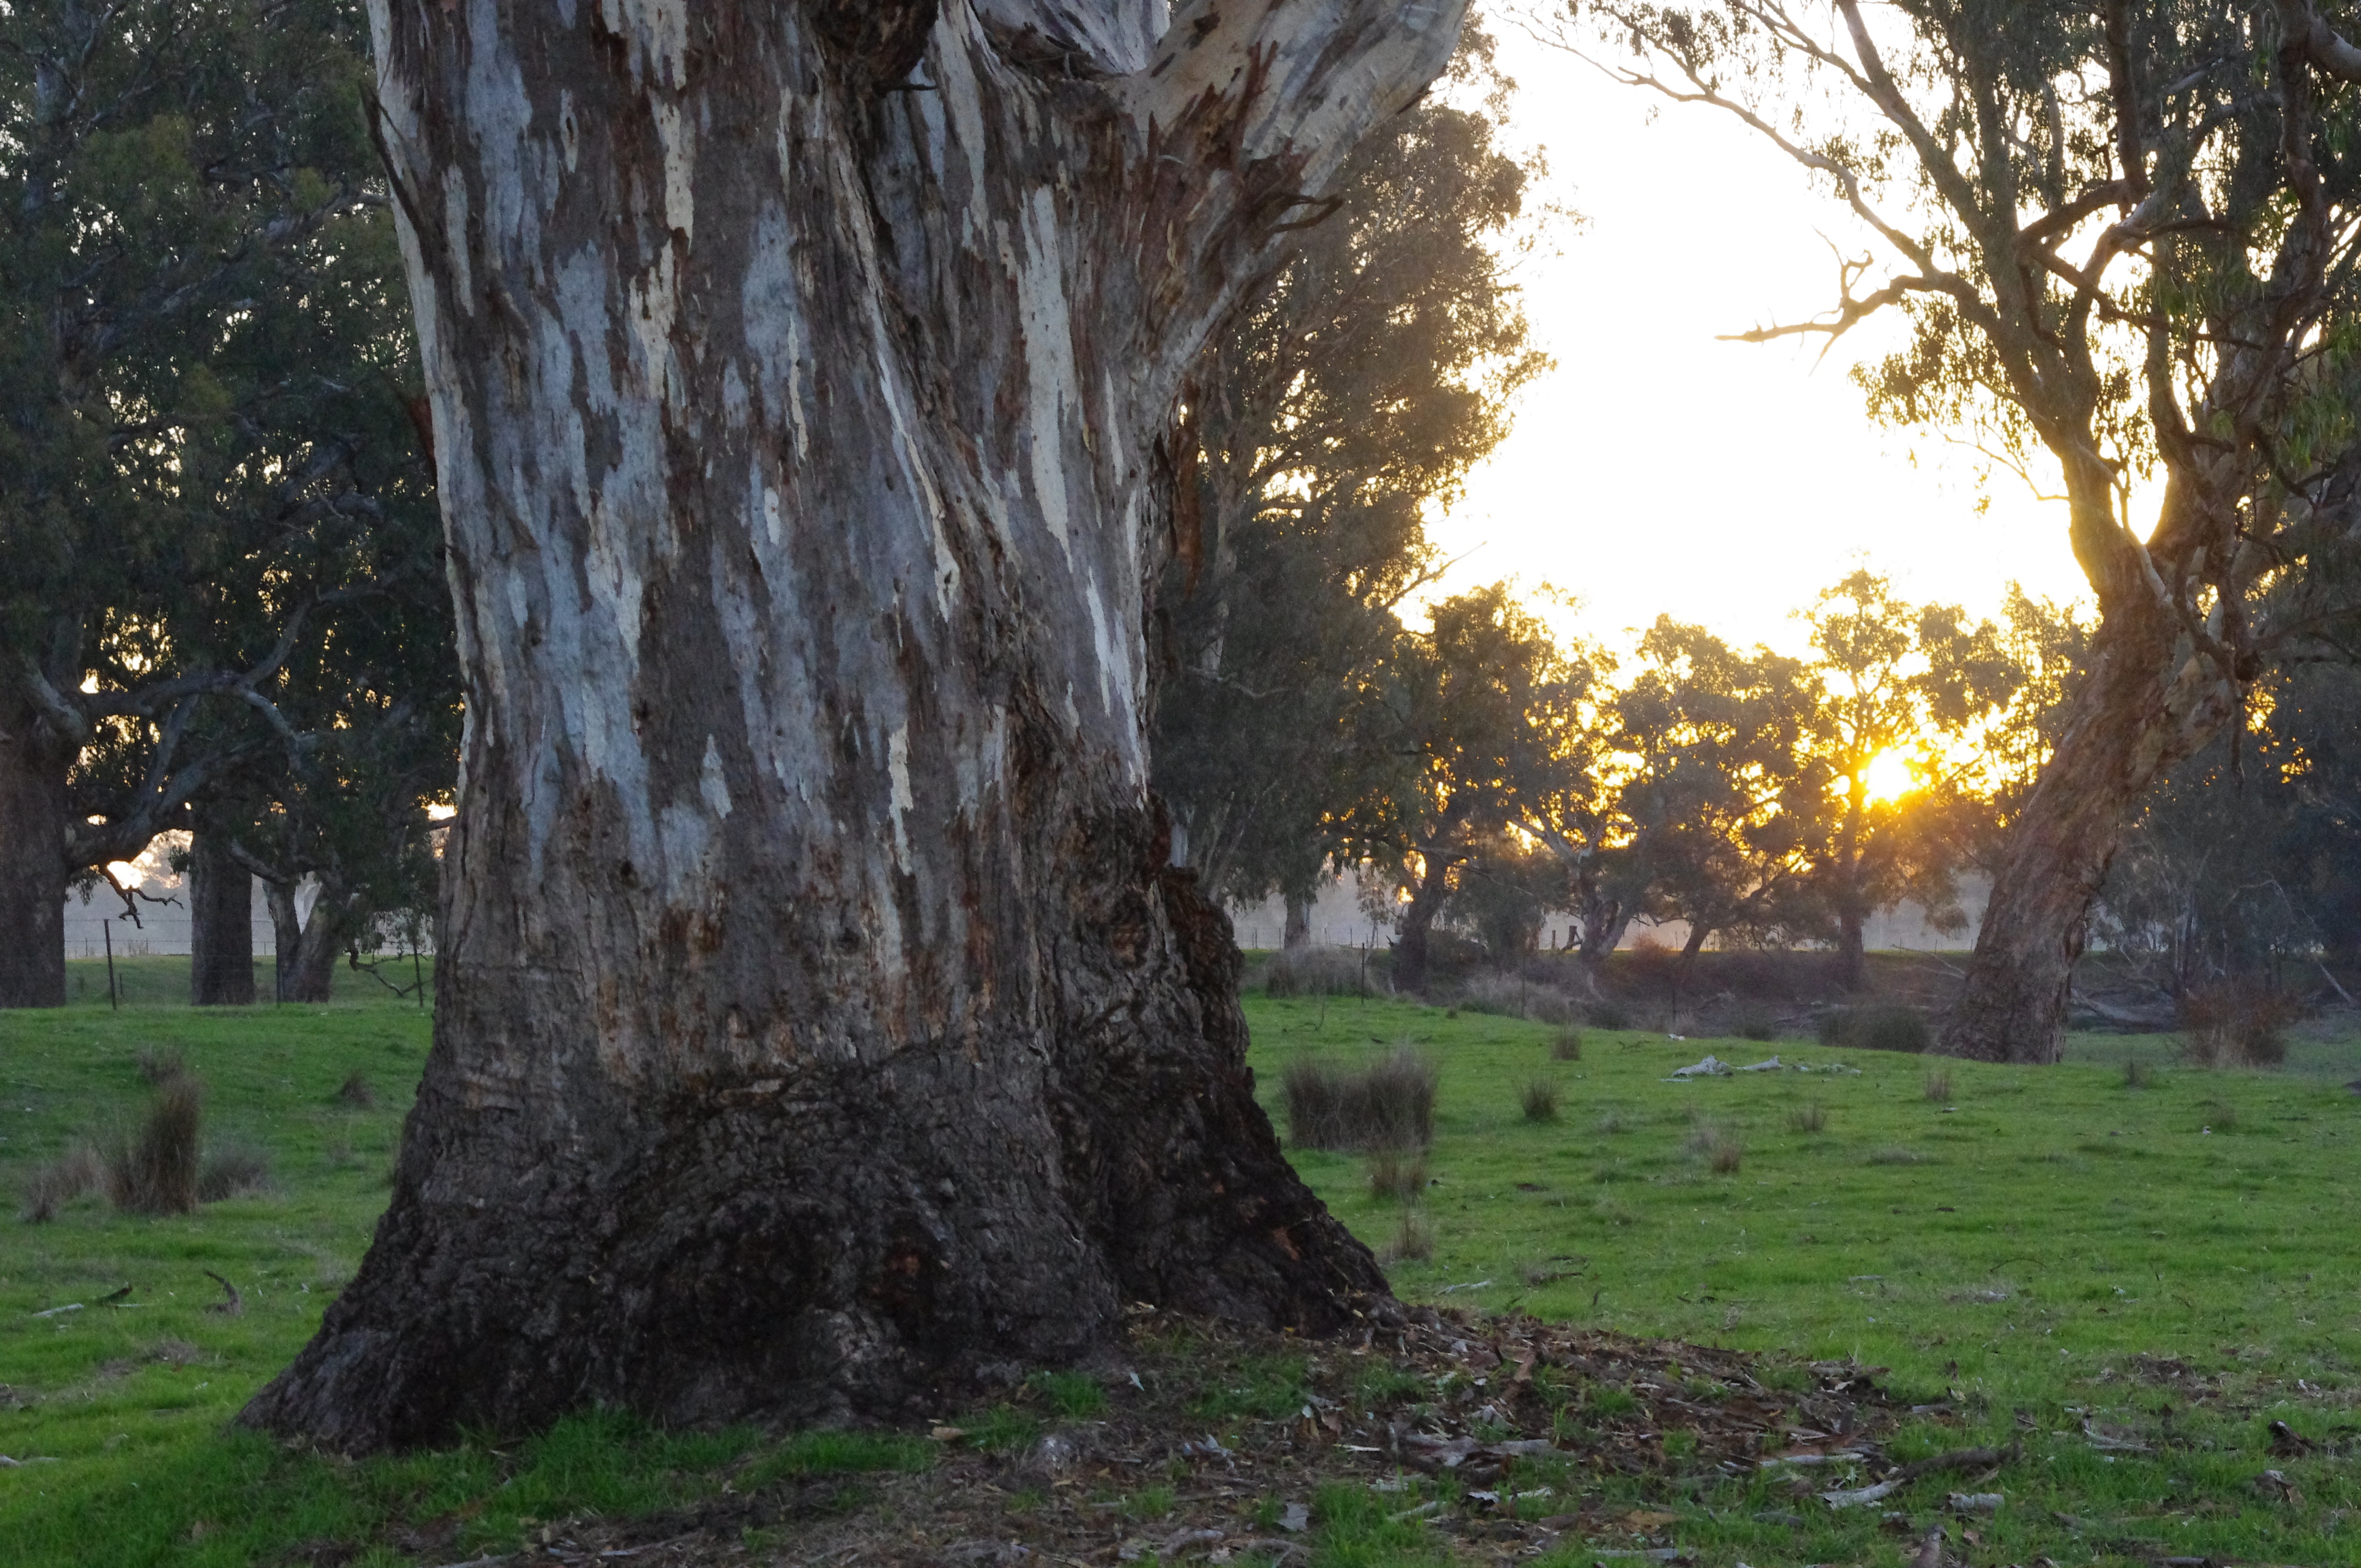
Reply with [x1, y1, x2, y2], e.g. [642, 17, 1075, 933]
[244, 0, 1457, 1452]
[1835, 908, 1865, 991]
[0, 679, 70, 1009]
[263, 878, 302, 1003]
[1941, 589, 2235, 1062]
[188, 828, 257, 1006]
[1282, 890, 1312, 949]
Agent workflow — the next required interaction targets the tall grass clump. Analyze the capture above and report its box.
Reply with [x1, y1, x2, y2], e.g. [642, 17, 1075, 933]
[1732, 1003, 1778, 1042]
[1520, 1079, 1560, 1123]
[1923, 1068, 1953, 1103]
[1818, 1005, 1930, 1053]
[1551, 1027, 1584, 1061]
[2123, 1059, 2157, 1089]
[20, 1145, 104, 1223]
[106, 1075, 205, 1215]
[2179, 984, 2293, 1066]
[1787, 1101, 1827, 1134]
[1685, 1120, 1743, 1174]
[1382, 1209, 1435, 1262]
[1283, 1048, 1437, 1151]
[1261, 945, 1376, 998]
[1586, 999, 1632, 1030]
[1366, 1149, 1428, 1201]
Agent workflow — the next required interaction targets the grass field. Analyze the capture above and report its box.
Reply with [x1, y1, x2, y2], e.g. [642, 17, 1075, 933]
[2, 961, 2357, 1565]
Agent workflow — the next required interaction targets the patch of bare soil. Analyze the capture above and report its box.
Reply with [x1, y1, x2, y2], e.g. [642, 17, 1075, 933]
[421, 1302, 1911, 1568]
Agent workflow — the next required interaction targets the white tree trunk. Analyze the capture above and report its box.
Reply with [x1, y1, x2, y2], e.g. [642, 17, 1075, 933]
[247, 0, 1461, 1451]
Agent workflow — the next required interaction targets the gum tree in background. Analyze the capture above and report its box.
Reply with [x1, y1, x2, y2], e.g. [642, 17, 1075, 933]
[0, 0, 442, 1006]
[1544, 1, 2361, 1060]
[243, 1, 1466, 1452]
[1151, 39, 1547, 936]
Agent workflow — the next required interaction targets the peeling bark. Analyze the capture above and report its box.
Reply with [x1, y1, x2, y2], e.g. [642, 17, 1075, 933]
[245, 0, 1459, 1451]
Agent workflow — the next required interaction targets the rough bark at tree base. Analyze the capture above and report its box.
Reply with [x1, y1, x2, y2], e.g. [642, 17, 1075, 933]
[0, 681, 70, 1010]
[243, 0, 1456, 1453]
[242, 809, 1381, 1451]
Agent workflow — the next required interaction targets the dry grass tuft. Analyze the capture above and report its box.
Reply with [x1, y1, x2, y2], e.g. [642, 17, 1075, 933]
[1551, 1028, 1584, 1062]
[1283, 1048, 1437, 1151]
[335, 1070, 377, 1109]
[1868, 1146, 1926, 1166]
[2180, 984, 2294, 1067]
[1521, 1079, 1561, 1123]
[134, 1046, 190, 1085]
[2123, 1058, 2157, 1090]
[1381, 1209, 1435, 1262]
[197, 1143, 274, 1202]
[1366, 1149, 1428, 1202]
[1924, 1068, 1954, 1103]
[20, 1145, 104, 1223]
[1787, 1101, 1827, 1134]
[106, 1076, 204, 1215]
[1732, 1004, 1778, 1042]
[1685, 1120, 1743, 1173]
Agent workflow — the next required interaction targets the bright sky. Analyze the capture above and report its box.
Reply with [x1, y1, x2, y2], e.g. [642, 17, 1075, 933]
[1428, 25, 2098, 659]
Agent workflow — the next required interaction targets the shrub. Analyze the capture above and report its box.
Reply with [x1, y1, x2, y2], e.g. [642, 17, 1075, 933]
[1366, 1149, 1428, 1201]
[2179, 984, 2293, 1067]
[1551, 1027, 1584, 1061]
[1261, 945, 1377, 998]
[1520, 1079, 1560, 1123]
[1459, 972, 1582, 1025]
[1282, 1048, 1437, 1151]
[336, 1070, 377, 1109]
[198, 1144, 274, 1202]
[1787, 1101, 1827, 1134]
[1818, 1005, 1930, 1053]
[1732, 1004, 1778, 1042]
[1383, 1209, 1435, 1262]
[106, 1076, 205, 1215]
[1684, 1119, 1742, 1172]
[20, 1145, 104, 1223]
[1923, 1069, 1953, 1103]
[1586, 999, 1633, 1030]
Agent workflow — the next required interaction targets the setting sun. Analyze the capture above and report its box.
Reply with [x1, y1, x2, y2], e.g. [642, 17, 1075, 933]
[1864, 748, 1918, 804]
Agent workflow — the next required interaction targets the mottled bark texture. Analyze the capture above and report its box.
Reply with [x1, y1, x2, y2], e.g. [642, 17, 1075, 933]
[1941, 577, 2231, 1063]
[0, 678, 70, 1009]
[244, 0, 1459, 1451]
[188, 830, 257, 1006]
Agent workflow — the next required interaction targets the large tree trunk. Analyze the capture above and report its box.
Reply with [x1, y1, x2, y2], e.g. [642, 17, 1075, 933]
[1941, 574, 2235, 1062]
[1391, 854, 1455, 995]
[244, 0, 1456, 1453]
[0, 680, 70, 1009]
[188, 829, 258, 1006]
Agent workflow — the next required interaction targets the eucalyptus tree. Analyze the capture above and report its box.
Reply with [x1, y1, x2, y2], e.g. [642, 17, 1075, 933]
[1152, 48, 1547, 926]
[243, 1, 1468, 1453]
[1336, 584, 1583, 993]
[1612, 617, 1821, 962]
[1540, 1, 2361, 1060]
[0, 0, 437, 1007]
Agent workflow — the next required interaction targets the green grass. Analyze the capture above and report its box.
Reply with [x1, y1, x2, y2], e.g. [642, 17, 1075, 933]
[1250, 993, 2361, 1566]
[4, 973, 2360, 1565]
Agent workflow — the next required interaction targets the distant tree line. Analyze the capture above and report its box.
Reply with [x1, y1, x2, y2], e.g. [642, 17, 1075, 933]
[0, 0, 455, 1008]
